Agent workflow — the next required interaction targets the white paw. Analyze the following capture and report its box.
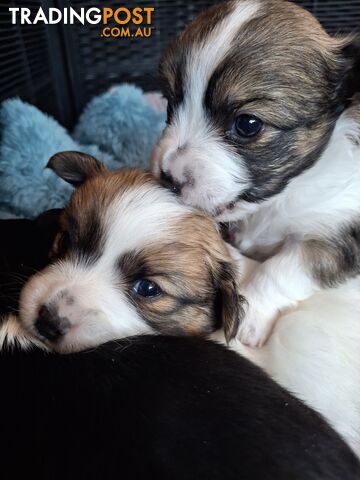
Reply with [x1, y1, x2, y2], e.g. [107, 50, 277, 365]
[237, 295, 279, 348]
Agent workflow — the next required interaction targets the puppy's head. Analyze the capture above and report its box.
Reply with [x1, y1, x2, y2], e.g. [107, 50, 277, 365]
[19, 152, 243, 352]
[152, 0, 360, 220]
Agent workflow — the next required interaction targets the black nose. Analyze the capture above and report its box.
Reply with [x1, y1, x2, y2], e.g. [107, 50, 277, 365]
[35, 305, 71, 341]
[160, 170, 182, 195]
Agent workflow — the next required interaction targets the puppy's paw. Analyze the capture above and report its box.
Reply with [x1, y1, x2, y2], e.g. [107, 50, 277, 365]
[237, 292, 278, 348]
[237, 311, 276, 348]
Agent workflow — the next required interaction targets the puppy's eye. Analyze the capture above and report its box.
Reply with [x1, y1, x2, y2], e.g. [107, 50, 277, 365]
[233, 114, 263, 138]
[133, 279, 162, 298]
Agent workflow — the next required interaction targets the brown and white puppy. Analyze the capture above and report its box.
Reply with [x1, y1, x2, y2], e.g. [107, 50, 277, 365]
[18, 151, 243, 353]
[152, 0, 360, 346]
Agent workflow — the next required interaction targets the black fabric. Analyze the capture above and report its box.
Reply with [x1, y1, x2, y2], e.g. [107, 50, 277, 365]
[0, 335, 359, 480]
[0, 209, 61, 317]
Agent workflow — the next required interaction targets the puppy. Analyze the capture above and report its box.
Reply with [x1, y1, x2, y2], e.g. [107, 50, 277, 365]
[1, 335, 360, 480]
[151, 0, 360, 346]
[17, 151, 243, 353]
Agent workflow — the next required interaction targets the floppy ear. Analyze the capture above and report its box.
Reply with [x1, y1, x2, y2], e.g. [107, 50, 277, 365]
[47, 151, 107, 186]
[214, 260, 246, 343]
[341, 37, 360, 103]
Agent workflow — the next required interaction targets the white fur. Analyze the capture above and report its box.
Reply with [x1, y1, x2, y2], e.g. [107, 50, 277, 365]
[254, 283, 360, 457]
[19, 184, 194, 352]
[152, 1, 260, 212]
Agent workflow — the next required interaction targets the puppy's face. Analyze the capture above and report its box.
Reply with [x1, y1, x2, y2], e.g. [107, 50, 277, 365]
[20, 152, 242, 353]
[152, 0, 358, 221]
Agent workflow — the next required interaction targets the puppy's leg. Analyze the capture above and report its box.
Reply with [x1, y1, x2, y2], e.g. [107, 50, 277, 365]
[237, 240, 318, 347]
[238, 223, 360, 347]
[225, 241, 306, 347]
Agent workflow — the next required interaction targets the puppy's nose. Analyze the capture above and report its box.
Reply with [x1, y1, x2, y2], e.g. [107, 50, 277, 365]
[35, 305, 71, 341]
[160, 169, 182, 195]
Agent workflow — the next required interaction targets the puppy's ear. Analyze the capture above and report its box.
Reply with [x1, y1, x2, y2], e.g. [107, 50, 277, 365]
[47, 151, 107, 186]
[213, 260, 246, 343]
[340, 37, 360, 103]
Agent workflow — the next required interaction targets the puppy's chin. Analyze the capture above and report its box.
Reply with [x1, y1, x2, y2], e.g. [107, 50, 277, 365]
[40, 328, 128, 354]
[176, 183, 260, 222]
[25, 317, 151, 354]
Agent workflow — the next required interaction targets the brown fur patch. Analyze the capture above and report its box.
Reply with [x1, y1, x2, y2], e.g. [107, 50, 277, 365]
[303, 224, 360, 288]
[159, 0, 234, 101]
[52, 168, 160, 261]
[69, 168, 158, 213]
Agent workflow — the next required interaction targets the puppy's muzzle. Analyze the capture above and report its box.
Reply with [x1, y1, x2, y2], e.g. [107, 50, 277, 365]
[35, 305, 71, 341]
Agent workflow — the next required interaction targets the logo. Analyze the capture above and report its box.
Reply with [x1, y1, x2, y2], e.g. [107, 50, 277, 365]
[9, 6, 155, 38]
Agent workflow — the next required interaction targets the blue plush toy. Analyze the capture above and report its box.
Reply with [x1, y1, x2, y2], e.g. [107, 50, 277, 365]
[74, 84, 166, 167]
[0, 84, 166, 218]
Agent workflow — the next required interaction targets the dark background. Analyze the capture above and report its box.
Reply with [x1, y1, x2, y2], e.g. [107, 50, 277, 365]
[1, 0, 359, 129]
